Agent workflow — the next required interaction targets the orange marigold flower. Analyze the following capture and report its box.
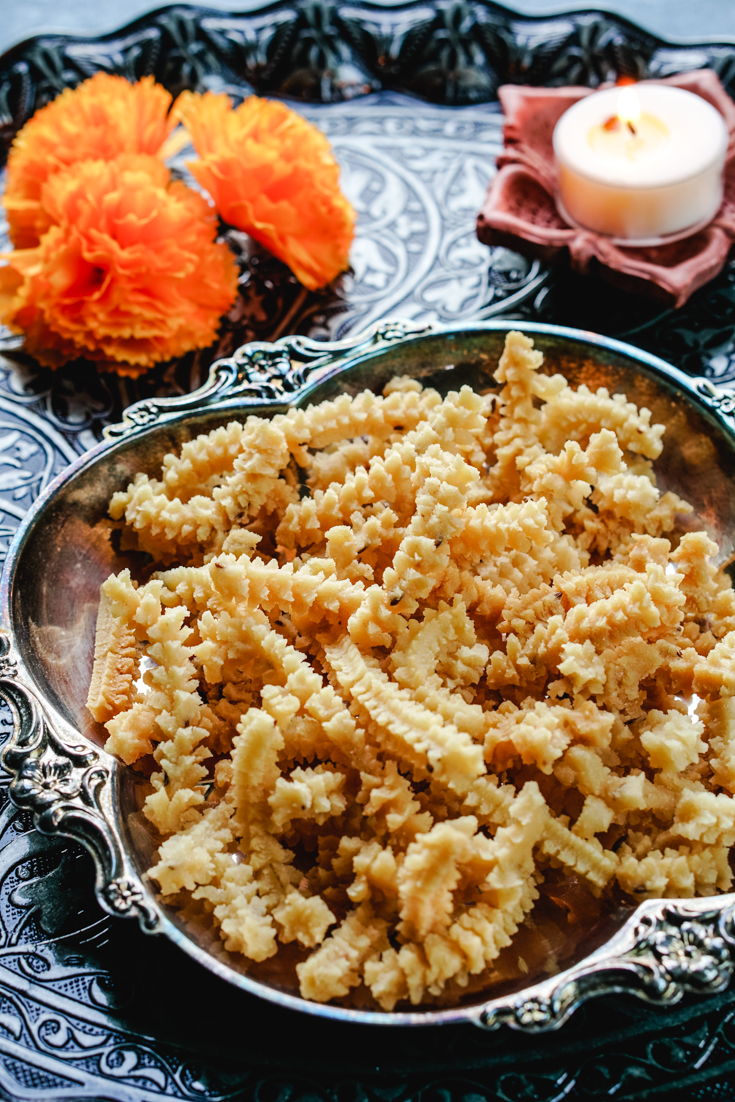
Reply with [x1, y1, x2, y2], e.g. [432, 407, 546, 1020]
[4, 73, 176, 248]
[175, 91, 355, 291]
[0, 154, 238, 375]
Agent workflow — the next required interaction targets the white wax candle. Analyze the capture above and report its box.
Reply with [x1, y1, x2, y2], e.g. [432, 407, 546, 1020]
[553, 84, 728, 242]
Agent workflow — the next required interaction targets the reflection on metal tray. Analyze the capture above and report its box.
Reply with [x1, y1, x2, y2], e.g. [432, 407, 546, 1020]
[0, 3, 733, 1100]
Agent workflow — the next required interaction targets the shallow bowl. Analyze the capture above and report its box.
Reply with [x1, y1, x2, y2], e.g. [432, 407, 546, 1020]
[2, 318, 735, 1030]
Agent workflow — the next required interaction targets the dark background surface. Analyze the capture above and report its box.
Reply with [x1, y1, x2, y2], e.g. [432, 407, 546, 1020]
[4, 0, 735, 55]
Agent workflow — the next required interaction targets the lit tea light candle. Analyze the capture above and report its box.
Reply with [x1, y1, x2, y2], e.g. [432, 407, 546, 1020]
[553, 84, 728, 243]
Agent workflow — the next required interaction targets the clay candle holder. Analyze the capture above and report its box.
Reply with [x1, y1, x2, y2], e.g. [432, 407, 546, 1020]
[477, 70, 735, 306]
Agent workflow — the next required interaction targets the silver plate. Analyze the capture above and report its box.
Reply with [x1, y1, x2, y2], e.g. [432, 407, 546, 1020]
[2, 318, 735, 1031]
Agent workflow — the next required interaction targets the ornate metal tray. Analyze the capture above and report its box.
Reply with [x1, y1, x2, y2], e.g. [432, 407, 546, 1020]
[2, 316, 735, 1037]
[0, 2, 734, 1098]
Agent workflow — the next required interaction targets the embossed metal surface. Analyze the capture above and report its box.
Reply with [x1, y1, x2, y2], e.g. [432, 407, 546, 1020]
[0, 2, 733, 1099]
[3, 319, 735, 1060]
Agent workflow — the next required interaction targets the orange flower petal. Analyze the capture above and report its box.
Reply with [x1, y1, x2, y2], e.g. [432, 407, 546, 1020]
[4, 74, 176, 247]
[0, 155, 238, 373]
[175, 91, 355, 291]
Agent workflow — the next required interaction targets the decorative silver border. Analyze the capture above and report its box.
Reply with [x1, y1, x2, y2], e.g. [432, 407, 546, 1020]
[0, 634, 159, 935]
[696, 377, 735, 425]
[480, 899, 735, 1032]
[3, 319, 735, 1031]
[102, 319, 433, 442]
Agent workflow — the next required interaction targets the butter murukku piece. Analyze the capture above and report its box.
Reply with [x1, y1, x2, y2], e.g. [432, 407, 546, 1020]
[231, 707, 284, 832]
[631, 492, 692, 540]
[592, 469, 661, 528]
[485, 699, 613, 774]
[246, 825, 302, 912]
[616, 845, 732, 899]
[272, 892, 336, 947]
[391, 600, 489, 735]
[488, 330, 546, 500]
[157, 409, 302, 505]
[346, 583, 411, 649]
[498, 584, 563, 641]
[365, 783, 545, 1008]
[589, 489, 692, 551]
[324, 636, 485, 794]
[485, 614, 569, 694]
[462, 775, 516, 827]
[109, 590, 213, 834]
[524, 430, 622, 531]
[303, 389, 445, 493]
[557, 640, 606, 697]
[484, 701, 573, 774]
[221, 527, 262, 558]
[213, 420, 295, 523]
[640, 710, 706, 773]
[556, 563, 641, 607]
[450, 497, 553, 569]
[572, 795, 614, 840]
[232, 619, 376, 769]
[109, 471, 164, 522]
[288, 384, 442, 453]
[692, 631, 735, 697]
[344, 506, 403, 582]
[560, 743, 681, 824]
[382, 450, 478, 601]
[365, 880, 541, 1009]
[276, 465, 376, 550]
[480, 781, 548, 907]
[101, 568, 167, 628]
[87, 586, 140, 725]
[670, 531, 720, 617]
[202, 693, 254, 755]
[104, 701, 158, 765]
[268, 765, 348, 830]
[150, 802, 235, 895]
[345, 837, 401, 904]
[625, 534, 671, 572]
[564, 563, 684, 649]
[196, 555, 367, 634]
[469, 535, 585, 611]
[277, 388, 489, 551]
[540, 816, 617, 890]
[161, 421, 249, 499]
[195, 608, 268, 685]
[595, 637, 669, 720]
[538, 383, 665, 459]
[296, 903, 389, 1002]
[708, 698, 735, 793]
[192, 814, 305, 962]
[193, 853, 279, 961]
[420, 385, 490, 470]
[672, 790, 735, 847]
[397, 818, 477, 940]
[357, 761, 432, 838]
[440, 642, 490, 693]
[307, 439, 375, 494]
[110, 472, 228, 559]
[554, 744, 622, 805]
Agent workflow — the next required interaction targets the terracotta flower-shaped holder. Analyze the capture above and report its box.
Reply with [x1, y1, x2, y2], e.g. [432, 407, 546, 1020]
[477, 70, 735, 306]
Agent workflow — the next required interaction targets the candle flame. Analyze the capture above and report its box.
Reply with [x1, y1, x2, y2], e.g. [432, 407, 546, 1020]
[617, 86, 641, 126]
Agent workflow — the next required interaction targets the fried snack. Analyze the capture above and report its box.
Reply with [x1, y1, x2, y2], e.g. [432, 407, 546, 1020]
[89, 331, 735, 1010]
